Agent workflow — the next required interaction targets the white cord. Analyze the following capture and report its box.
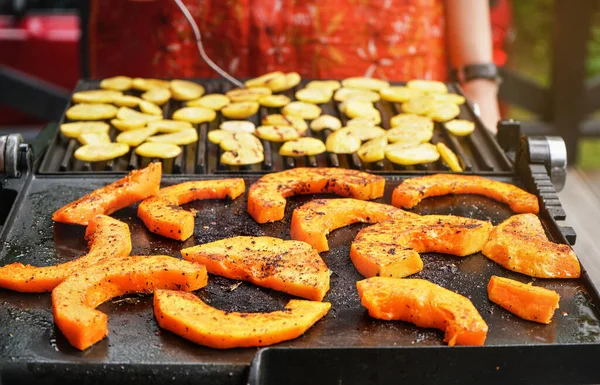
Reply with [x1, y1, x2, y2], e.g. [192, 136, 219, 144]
[172, 0, 245, 88]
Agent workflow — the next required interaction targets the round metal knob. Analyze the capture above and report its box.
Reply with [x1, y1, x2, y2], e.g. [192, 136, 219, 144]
[1, 133, 24, 178]
[527, 136, 567, 192]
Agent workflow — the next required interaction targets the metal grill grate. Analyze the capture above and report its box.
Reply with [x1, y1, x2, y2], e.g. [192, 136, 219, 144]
[39, 79, 513, 175]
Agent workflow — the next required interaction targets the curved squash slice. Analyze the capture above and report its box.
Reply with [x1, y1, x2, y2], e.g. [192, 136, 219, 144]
[482, 214, 580, 278]
[290, 198, 417, 252]
[52, 162, 162, 226]
[52, 255, 207, 350]
[488, 276, 560, 324]
[391, 174, 539, 214]
[154, 290, 330, 349]
[181, 236, 329, 301]
[137, 179, 245, 241]
[357, 277, 488, 346]
[351, 215, 492, 278]
[0, 215, 131, 292]
[247, 168, 385, 223]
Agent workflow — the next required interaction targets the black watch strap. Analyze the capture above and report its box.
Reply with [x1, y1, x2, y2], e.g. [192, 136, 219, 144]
[450, 63, 501, 83]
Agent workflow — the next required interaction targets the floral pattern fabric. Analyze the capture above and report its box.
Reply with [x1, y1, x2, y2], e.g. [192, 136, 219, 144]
[89, 0, 447, 81]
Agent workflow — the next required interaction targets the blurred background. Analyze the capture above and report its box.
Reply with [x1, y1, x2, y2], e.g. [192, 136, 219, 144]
[0, 0, 599, 168]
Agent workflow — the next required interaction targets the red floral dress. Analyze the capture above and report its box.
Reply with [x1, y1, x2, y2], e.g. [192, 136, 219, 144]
[89, 0, 447, 81]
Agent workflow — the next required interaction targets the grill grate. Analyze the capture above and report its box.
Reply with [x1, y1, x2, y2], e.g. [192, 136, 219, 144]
[39, 79, 513, 175]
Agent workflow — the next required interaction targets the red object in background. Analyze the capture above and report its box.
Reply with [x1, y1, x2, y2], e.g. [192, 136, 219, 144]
[0, 14, 80, 125]
[490, 0, 512, 67]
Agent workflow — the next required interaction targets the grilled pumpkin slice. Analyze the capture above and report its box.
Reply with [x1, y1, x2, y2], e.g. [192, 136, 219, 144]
[488, 276, 560, 324]
[181, 236, 330, 301]
[0, 215, 131, 292]
[52, 255, 207, 350]
[351, 215, 492, 278]
[247, 167, 385, 223]
[357, 277, 488, 346]
[391, 174, 539, 214]
[154, 290, 330, 349]
[290, 198, 417, 252]
[482, 214, 580, 278]
[138, 179, 245, 241]
[52, 162, 162, 226]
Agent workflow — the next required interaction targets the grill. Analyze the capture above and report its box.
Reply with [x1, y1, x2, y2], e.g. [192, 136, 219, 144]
[38, 79, 513, 175]
[0, 79, 599, 385]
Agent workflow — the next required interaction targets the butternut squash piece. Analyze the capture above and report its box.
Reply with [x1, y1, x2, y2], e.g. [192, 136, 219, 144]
[0, 215, 131, 292]
[154, 290, 330, 349]
[52, 162, 162, 225]
[290, 198, 417, 252]
[483, 214, 580, 278]
[392, 174, 539, 214]
[351, 215, 492, 278]
[137, 179, 245, 241]
[181, 236, 330, 301]
[357, 277, 488, 346]
[247, 167, 385, 223]
[488, 276, 560, 324]
[52, 255, 207, 350]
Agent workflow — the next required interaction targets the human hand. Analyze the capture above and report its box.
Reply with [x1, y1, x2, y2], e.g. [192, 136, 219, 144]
[461, 79, 500, 134]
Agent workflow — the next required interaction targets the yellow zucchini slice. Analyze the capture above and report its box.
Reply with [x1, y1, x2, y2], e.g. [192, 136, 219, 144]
[170, 80, 205, 101]
[66, 103, 118, 121]
[255, 125, 300, 142]
[60, 121, 110, 138]
[147, 128, 198, 145]
[135, 142, 181, 158]
[279, 137, 327, 157]
[172, 106, 216, 124]
[325, 128, 361, 154]
[74, 143, 129, 162]
[282, 101, 322, 120]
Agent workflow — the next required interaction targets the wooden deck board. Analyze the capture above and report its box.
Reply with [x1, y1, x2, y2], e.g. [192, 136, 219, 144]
[558, 168, 600, 287]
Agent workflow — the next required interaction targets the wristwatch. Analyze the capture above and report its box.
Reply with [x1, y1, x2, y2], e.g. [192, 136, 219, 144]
[450, 63, 502, 84]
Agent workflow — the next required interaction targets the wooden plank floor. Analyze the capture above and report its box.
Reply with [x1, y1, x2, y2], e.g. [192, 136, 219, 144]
[558, 168, 600, 286]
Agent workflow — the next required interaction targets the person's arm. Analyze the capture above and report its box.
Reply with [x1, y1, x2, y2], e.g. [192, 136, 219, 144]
[446, 0, 500, 133]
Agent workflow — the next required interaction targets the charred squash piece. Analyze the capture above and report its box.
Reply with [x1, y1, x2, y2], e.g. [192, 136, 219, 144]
[0, 215, 131, 292]
[247, 167, 385, 223]
[137, 179, 245, 241]
[351, 215, 492, 278]
[357, 277, 488, 346]
[154, 290, 330, 349]
[290, 198, 418, 252]
[391, 174, 539, 214]
[52, 163, 162, 225]
[52, 255, 207, 350]
[181, 236, 329, 301]
[487, 275, 560, 324]
[482, 214, 580, 278]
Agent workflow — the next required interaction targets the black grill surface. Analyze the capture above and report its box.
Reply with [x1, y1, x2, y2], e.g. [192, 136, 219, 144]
[38, 80, 513, 175]
[1, 175, 599, 384]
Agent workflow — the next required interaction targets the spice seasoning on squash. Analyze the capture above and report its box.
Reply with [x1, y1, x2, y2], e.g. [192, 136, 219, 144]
[137, 178, 245, 241]
[154, 290, 331, 349]
[391, 174, 539, 214]
[290, 198, 418, 252]
[357, 277, 488, 346]
[487, 276, 560, 324]
[247, 167, 385, 223]
[52, 162, 162, 226]
[0, 215, 131, 292]
[52, 255, 207, 351]
[482, 214, 580, 278]
[350, 215, 492, 278]
[181, 236, 330, 301]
